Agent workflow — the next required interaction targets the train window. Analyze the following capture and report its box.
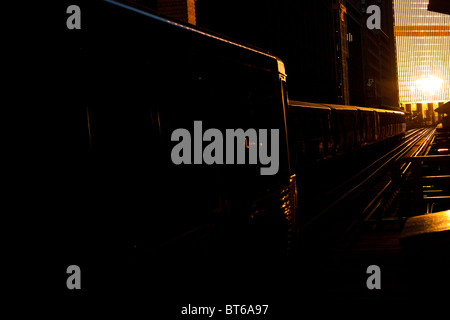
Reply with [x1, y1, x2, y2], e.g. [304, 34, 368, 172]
[344, 112, 356, 150]
[337, 113, 345, 151]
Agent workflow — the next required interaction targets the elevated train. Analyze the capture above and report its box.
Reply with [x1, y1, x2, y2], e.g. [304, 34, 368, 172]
[60, 0, 296, 274]
[288, 101, 406, 169]
[59, 0, 407, 275]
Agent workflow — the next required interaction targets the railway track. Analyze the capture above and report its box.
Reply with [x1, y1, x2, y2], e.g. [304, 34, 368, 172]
[352, 127, 436, 230]
[294, 126, 448, 302]
[298, 127, 436, 234]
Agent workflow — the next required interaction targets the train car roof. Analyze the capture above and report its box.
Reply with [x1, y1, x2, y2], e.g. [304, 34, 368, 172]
[355, 106, 377, 112]
[289, 101, 405, 115]
[326, 104, 405, 115]
[382, 109, 405, 115]
[367, 107, 405, 115]
[289, 100, 331, 111]
[321, 104, 359, 111]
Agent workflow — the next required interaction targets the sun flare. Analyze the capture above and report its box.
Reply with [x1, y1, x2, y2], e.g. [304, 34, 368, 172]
[415, 77, 444, 94]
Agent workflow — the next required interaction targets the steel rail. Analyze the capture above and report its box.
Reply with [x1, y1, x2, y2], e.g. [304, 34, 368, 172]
[353, 127, 436, 228]
[320, 128, 427, 200]
[300, 128, 434, 231]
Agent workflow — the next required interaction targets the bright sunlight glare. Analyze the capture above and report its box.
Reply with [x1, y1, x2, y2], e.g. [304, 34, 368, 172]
[415, 77, 444, 94]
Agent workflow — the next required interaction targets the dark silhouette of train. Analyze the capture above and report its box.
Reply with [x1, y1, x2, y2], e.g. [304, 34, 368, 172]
[61, 0, 296, 273]
[59, 1, 407, 282]
[288, 100, 406, 170]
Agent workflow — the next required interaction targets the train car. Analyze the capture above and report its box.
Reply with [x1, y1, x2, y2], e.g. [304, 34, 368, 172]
[61, 0, 298, 276]
[355, 106, 379, 146]
[288, 101, 333, 167]
[288, 101, 406, 169]
[392, 109, 407, 137]
[377, 108, 406, 140]
[322, 104, 361, 155]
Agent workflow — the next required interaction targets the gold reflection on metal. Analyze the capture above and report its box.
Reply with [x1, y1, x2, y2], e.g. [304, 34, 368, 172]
[401, 210, 450, 239]
[249, 175, 297, 253]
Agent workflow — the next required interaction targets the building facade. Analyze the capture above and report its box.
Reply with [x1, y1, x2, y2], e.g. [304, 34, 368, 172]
[131, 0, 402, 110]
[196, 0, 400, 109]
[393, 0, 450, 123]
[129, 0, 196, 25]
[195, 0, 342, 104]
[346, 0, 400, 109]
